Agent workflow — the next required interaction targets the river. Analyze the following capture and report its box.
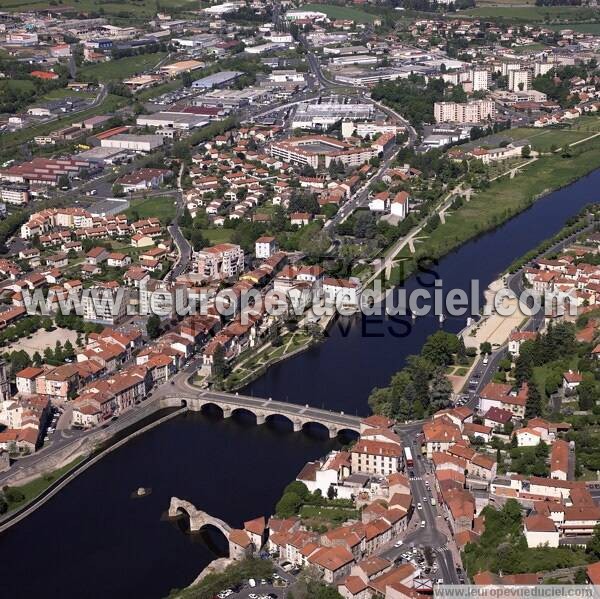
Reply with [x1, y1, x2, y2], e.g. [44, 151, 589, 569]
[1, 169, 599, 598]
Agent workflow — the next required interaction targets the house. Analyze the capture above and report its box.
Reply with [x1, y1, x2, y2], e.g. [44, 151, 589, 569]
[483, 407, 513, 430]
[107, 252, 131, 268]
[368, 192, 389, 212]
[563, 370, 582, 391]
[550, 439, 569, 481]
[86, 247, 109, 265]
[508, 330, 537, 357]
[422, 417, 462, 458]
[390, 191, 409, 219]
[323, 278, 360, 310]
[351, 439, 403, 476]
[513, 427, 542, 447]
[524, 514, 559, 548]
[15, 366, 45, 395]
[290, 212, 312, 226]
[255, 236, 278, 259]
[308, 546, 355, 583]
[115, 168, 171, 193]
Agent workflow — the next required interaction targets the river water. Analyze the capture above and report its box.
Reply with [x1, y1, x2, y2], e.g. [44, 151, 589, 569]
[1, 169, 599, 598]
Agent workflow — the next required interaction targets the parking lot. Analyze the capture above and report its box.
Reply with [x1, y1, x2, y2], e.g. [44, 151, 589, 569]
[213, 568, 295, 599]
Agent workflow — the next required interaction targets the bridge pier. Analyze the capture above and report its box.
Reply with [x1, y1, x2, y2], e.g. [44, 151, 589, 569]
[293, 419, 303, 433]
[328, 427, 339, 439]
[222, 406, 232, 418]
[255, 412, 266, 425]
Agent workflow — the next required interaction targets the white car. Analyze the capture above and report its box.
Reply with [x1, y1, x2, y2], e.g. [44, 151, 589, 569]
[394, 540, 403, 547]
[417, 502, 422, 510]
[420, 520, 426, 528]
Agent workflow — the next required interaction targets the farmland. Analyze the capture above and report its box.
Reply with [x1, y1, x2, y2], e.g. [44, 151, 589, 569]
[78, 52, 168, 82]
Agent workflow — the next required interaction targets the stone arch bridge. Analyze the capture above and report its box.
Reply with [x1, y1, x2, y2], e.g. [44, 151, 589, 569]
[169, 497, 232, 537]
[168, 389, 362, 439]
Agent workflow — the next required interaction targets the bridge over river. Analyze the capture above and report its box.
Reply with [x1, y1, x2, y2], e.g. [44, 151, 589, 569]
[161, 388, 362, 438]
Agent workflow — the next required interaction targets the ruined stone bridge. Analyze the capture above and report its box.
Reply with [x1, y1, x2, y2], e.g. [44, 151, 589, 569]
[164, 389, 362, 439]
[168, 497, 232, 537]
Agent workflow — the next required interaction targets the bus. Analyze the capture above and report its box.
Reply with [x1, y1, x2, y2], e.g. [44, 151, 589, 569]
[404, 447, 413, 467]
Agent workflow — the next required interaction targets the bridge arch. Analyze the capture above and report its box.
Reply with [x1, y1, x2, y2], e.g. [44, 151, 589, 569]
[168, 497, 232, 538]
[230, 407, 260, 423]
[199, 401, 226, 418]
[264, 413, 294, 431]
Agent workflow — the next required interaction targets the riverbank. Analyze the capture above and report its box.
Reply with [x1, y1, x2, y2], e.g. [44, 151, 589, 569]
[0, 399, 186, 532]
[387, 134, 600, 286]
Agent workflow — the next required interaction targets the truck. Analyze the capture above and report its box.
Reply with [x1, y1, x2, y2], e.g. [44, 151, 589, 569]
[404, 447, 413, 467]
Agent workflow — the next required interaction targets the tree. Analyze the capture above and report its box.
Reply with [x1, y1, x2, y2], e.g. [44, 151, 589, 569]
[429, 370, 453, 412]
[182, 71, 193, 88]
[32, 351, 42, 367]
[521, 145, 531, 158]
[514, 353, 533, 386]
[212, 343, 229, 380]
[9, 350, 31, 373]
[583, 521, 600, 561]
[525, 380, 542, 419]
[578, 378, 596, 411]
[479, 341, 492, 355]
[456, 337, 468, 365]
[283, 481, 309, 501]
[146, 314, 161, 339]
[63, 340, 75, 360]
[275, 492, 302, 518]
[422, 331, 459, 367]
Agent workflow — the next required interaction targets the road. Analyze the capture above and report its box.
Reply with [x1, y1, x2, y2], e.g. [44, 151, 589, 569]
[167, 162, 192, 280]
[378, 425, 460, 584]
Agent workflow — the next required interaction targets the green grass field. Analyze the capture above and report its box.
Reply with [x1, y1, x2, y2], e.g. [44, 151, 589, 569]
[395, 135, 600, 283]
[124, 196, 176, 224]
[0, 79, 36, 93]
[0, 0, 198, 18]
[201, 228, 234, 244]
[507, 117, 600, 153]
[303, 3, 376, 23]
[548, 23, 600, 34]
[79, 52, 167, 81]
[42, 88, 95, 101]
[463, 5, 599, 21]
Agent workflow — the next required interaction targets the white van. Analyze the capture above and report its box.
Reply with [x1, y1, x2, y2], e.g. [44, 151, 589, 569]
[248, 579, 256, 588]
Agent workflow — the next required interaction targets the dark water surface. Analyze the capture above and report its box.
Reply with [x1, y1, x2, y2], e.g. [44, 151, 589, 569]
[1, 169, 599, 598]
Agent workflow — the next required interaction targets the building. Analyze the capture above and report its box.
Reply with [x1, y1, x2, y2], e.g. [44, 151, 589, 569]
[390, 192, 409, 220]
[100, 134, 164, 152]
[351, 439, 403, 476]
[270, 136, 378, 170]
[191, 71, 242, 90]
[433, 100, 496, 124]
[508, 69, 532, 92]
[136, 112, 209, 132]
[471, 68, 491, 92]
[550, 439, 570, 480]
[255, 236, 278, 259]
[524, 514, 559, 548]
[82, 283, 129, 325]
[1, 158, 95, 187]
[292, 100, 373, 130]
[194, 243, 245, 281]
[0, 186, 29, 206]
[115, 168, 171, 193]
